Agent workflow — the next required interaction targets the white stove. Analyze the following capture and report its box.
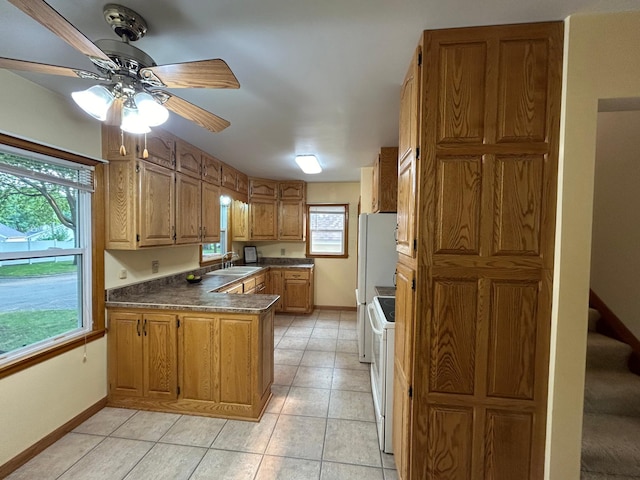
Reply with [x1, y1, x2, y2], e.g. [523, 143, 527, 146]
[367, 295, 395, 453]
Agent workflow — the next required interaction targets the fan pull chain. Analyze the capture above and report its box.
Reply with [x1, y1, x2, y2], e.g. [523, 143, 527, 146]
[143, 132, 149, 159]
[119, 129, 127, 156]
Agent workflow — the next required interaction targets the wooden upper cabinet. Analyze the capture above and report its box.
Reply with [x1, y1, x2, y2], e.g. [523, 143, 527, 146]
[175, 141, 202, 179]
[250, 178, 278, 200]
[202, 154, 222, 185]
[138, 161, 175, 247]
[396, 47, 421, 260]
[221, 164, 237, 191]
[279, 181, 305, 201]
[136, 129, 176, 169]
[236, 171, 249, 195]
[232, 199, 249, 241]
[202, 183, 221, 243]
[372, 147, 399, 213]
[250, 200, 278, 240]
[175, 173, 202, 245]
[279, 201, 305, 241]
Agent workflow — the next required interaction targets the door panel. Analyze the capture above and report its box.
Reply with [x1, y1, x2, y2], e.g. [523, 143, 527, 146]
[143, 313, 177, 399]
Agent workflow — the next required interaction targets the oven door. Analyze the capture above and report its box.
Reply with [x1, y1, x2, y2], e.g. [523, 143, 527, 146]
[368, 300, 387, 451]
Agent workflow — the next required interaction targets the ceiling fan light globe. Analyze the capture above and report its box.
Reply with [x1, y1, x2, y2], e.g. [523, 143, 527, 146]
[121, 104, 151, 134]
[71, 85, 114, 121]
[134, 92, 170, 127]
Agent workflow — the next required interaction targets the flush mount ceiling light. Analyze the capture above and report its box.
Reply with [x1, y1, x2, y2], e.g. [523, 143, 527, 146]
[295, 155, 322, 174]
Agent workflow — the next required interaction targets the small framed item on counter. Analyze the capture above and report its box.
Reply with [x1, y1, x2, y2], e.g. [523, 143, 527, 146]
[244, 246, 258, 264]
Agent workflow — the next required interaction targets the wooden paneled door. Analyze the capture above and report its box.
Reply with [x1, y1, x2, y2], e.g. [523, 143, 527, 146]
[408, 22, 563, 480]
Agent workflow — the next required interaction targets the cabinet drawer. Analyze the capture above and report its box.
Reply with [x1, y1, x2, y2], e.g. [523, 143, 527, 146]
[284, 270, 309, 280]
[255, 273, 266, 287]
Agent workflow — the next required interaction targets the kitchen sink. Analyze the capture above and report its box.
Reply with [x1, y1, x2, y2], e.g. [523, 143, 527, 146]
[207, 266, 263, 276]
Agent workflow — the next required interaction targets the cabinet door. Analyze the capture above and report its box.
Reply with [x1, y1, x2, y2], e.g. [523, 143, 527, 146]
[136, 130, 176, 169]
[218, 315, 254, 405]
[138, 161, 175, 247]
[374, 147, 399, 213]
[250, 200, 278, 240]
[283, 270, 310, 313]
[105, 158, 137, 249]
[279, 181, 305, 201]
[181, 315, 216, 401]
[108, 311, 143, 397]
[392, 263, 415, 478]
[279, 201, 305, 241]
[236, 171, 249, 195]
[221, 164, 237, 190]
[396, 47, 420, 259]
[412, 23, 563, 480]
[268, 269, 284, 312]
[176, 141, 202, 179]
[175, 173, 202, 245]
[142, 312, 178, 399]
[232, 199, 249, 241]
[202, 182, 221, 243]
[249, 178, 278, 200]
[202, 154, 222, 185]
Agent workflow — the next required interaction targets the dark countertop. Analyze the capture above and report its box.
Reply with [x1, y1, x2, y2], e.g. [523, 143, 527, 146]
[106, 262, 313, 314]
[375, 286, 396, 297]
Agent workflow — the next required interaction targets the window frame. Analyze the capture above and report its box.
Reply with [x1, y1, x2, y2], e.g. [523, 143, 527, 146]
[0, 132, 105, 379]
[305, 203, 349, 259]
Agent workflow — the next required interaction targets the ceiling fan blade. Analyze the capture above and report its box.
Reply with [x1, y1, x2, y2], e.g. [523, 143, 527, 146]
[161, 93, 231, 133]
[8, 0, 116, 70]
[140, 59, 240, 89]
[0, 57, 106, 80]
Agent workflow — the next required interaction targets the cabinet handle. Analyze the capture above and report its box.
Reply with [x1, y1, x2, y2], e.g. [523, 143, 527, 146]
[136, 319, 141, 336]
[143, 319, 147, 336]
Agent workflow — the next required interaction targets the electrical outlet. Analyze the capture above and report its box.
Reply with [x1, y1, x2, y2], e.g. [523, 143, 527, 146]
[280, 248, 285, 256]
[151, 260, 159, 273]
[119, 269, 127, 279]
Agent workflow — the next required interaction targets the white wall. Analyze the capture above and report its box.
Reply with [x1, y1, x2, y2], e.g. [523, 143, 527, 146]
[590, 110, 640, 339]
[547, 11, 640, 480]
[105, 245, 201, 289]
[307, 182, 360, 307]
[0, 71, 106, 466]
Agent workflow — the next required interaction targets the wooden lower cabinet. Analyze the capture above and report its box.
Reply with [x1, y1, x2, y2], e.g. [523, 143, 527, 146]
[108, 311, 178, 399]
[268, 267, 314, 314]
[107, 307, 274, 420]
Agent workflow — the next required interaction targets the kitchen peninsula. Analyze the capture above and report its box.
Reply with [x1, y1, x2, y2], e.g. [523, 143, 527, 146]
[105, 266, 279, 421]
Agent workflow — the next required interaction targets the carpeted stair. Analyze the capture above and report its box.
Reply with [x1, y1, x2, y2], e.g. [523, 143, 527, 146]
[582, 308, 640, 479]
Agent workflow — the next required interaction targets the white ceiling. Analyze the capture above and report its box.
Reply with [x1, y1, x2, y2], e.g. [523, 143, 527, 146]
[0, 0, 638, 182]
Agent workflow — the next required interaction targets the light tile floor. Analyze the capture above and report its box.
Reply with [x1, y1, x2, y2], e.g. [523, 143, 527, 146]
[7, 310, 398, 480]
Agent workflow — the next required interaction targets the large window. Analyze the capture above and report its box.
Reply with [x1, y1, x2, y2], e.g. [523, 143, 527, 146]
[306, 204, 349, 258]
[0, 148, 93, 365]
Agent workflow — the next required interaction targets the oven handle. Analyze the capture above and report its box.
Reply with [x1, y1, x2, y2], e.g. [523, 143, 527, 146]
[367, 302, 385, 336]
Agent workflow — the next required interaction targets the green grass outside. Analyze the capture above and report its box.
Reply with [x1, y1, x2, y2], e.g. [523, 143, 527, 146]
[0, 260, 77, 277]
[0, 309, 79, 353]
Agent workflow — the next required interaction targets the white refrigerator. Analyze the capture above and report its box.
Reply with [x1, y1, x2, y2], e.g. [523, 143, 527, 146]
[356, 213, 398, 363]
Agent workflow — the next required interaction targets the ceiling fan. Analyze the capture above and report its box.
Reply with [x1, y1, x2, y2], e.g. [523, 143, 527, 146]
[0, 1, 240, 135]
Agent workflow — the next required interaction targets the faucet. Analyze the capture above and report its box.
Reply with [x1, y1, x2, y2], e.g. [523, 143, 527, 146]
[222, 251, 238, 268]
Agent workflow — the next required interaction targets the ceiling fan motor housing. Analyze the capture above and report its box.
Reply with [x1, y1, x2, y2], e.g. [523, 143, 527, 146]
[103, 4, 148, 42]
